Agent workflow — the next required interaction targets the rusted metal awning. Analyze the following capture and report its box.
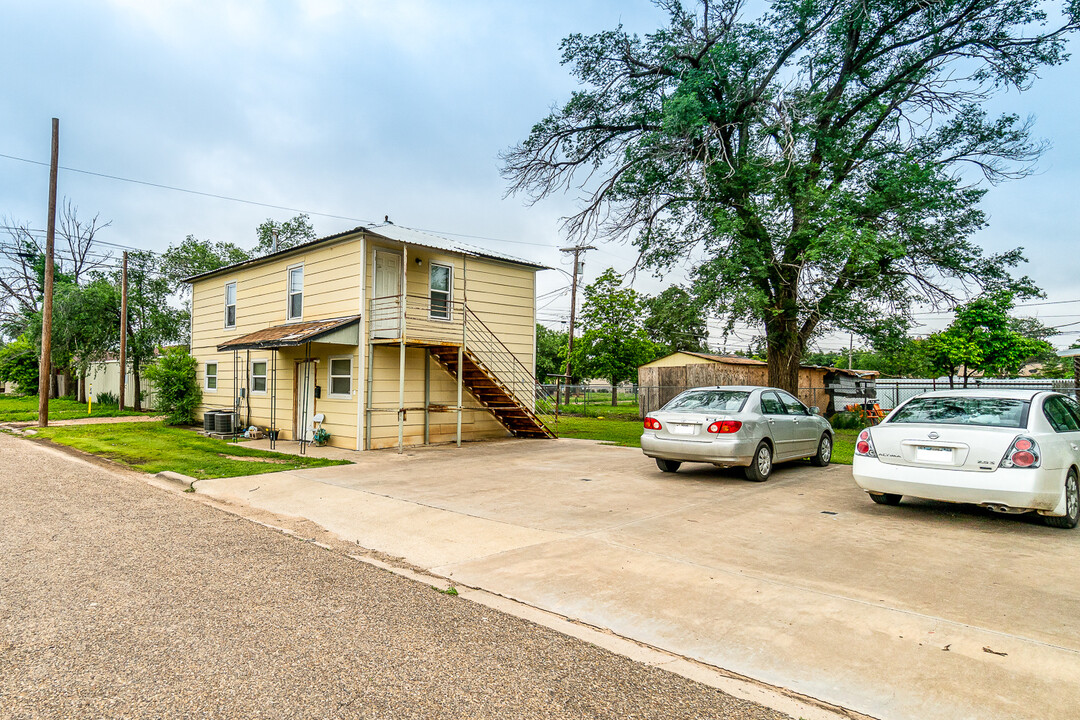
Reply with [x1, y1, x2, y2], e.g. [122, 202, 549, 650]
[216, 315, 361, 351]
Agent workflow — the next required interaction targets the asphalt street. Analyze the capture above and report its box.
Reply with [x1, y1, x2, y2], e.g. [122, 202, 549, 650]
[0, 431, 792, 720]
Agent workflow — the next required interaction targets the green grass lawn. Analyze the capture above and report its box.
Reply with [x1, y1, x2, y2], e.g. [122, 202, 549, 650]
[549, 414, 859, 465]
[555, 399, 641, 419]
[0, 395, 153, 423]
[33, 421, 351, 479]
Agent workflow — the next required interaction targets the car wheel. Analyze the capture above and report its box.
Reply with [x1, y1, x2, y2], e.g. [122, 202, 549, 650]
[744, 441, 772, 482]
[869, 492, 902, 506]
[656, 458, 681, 473]
[810, 434, 832, 467]
[1045, 469, 1079, 529]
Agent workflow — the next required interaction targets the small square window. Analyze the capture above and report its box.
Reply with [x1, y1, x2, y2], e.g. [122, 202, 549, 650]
[205, 363, 218, 391]
[251, 360, 267, 393]
[329, 357, 351, 398]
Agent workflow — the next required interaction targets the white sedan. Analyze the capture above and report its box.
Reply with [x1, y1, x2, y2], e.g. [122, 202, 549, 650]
[852, 389, 1080, 529]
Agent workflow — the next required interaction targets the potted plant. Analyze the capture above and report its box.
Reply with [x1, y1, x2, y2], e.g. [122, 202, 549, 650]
[312, 428, 330, 447]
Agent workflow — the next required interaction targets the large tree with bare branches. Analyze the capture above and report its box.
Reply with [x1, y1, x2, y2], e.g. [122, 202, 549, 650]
[503, 0, 1078, 393]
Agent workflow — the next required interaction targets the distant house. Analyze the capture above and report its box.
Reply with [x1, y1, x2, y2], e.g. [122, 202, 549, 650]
[637, 351, 878, 416]
[185, 224, 553, 450]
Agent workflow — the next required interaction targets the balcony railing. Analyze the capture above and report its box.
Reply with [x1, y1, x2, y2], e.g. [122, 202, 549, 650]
[368, 293, 556, 431]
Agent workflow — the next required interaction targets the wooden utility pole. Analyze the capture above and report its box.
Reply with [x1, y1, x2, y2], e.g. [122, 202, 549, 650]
[118, 251, 129, 410]
[558, 245, 595, 405]
[38, 118, 59, 428]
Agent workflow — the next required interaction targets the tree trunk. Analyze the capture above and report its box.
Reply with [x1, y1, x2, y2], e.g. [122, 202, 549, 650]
[611, 383, 618, 406]
[133, 365, 142, 412]
[765, 320, 802, 394]
[78, 370, 86, 403]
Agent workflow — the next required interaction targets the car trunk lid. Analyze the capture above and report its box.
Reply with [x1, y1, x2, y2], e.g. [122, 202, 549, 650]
[650, 413, 735, 443]
[869, 424, 1019, 472]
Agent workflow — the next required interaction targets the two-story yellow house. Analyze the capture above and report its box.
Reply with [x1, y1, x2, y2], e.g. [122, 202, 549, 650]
[185, 224, 553, 451]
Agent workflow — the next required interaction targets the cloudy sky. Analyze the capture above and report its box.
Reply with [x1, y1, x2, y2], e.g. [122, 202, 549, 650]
[2, 0, 1078, 352]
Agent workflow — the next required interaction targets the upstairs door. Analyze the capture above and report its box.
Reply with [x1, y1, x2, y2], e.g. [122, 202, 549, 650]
[371, 250, 403, 338]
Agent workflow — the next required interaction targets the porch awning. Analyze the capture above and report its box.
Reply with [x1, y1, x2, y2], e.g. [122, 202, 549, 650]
[217, 315, 361, 351]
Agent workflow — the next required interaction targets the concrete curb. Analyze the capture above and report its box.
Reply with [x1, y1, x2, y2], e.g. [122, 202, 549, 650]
[156, 471, 198, 491]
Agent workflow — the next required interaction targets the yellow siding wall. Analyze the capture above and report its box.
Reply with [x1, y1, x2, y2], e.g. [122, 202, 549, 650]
[192, 237, 363, 448]
[190, 231, 539, 452]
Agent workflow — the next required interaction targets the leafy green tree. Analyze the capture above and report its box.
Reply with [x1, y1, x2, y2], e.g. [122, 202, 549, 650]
[643, 286, 708, 354]
[0, 334, 39, 393]
[503, 0, 1076, 394]
[1036, 342, 1080, 379]
[535, 323, 567, 383]
[571, 268, 659, 405]
[161, 235, 252, 292]
[255, 214, 316, 255]
[925, 293, 1052, 385]
[144, 346, 202, 425]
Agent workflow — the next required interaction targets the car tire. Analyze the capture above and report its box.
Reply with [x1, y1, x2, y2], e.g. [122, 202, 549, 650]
[810, 434, 832, 467]
[656, 458, 681, 473]
[869, 492, 902, 506]
[744, 441, 772, 482]
[1045, 469, 1079, 529]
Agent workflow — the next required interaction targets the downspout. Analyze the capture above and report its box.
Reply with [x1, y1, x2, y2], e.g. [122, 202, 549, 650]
[398, 245, 407, 453]
[355, 234, 366, 452]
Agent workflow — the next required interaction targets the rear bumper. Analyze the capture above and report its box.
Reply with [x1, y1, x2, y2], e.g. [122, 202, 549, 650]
[852, 456, 1064, 512]
[640, 433, 756, 466]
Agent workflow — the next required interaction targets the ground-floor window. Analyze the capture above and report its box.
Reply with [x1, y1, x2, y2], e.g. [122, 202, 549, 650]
[251, 359, 267, 393]
[329, 356, 352, 398]
[205, 362, 218, 391]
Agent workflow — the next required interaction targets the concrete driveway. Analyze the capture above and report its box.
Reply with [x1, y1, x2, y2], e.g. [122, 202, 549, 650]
[196, 438, 1080, 720]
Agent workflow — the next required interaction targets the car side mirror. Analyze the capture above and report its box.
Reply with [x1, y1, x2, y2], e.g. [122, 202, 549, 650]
[809, 406, 820, 416]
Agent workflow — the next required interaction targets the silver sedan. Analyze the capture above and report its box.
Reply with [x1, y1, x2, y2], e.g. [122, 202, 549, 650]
[641, 386, 834, 481]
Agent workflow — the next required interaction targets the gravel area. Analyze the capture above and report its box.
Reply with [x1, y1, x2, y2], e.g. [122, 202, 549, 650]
[0, 432, 792, 720]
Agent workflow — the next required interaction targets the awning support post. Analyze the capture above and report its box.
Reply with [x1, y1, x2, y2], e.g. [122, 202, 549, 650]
[398, 247, 407, 454]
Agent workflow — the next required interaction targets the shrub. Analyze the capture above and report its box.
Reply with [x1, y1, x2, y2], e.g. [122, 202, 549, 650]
[143, 347, 201, 425]
[0, 335, 40, 393]
[95, 391, 119, 406]
[829, 411, 866, 430]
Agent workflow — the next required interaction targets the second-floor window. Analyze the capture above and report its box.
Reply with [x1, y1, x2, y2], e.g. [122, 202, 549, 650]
[224, 282, 236, 328]
[430, 263, 451, 320]
[287, 265, 303, 320]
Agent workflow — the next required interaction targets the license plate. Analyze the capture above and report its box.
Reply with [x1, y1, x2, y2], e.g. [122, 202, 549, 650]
[916, 446, 953, 463]
[668, 423, 696, 436]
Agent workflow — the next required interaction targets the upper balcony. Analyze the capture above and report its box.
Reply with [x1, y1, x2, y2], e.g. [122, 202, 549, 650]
[369, 293, 466, 346]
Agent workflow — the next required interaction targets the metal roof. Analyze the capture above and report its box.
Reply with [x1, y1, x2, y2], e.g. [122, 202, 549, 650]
[216, 315, 361, 351]
[184, 223, 547, 284]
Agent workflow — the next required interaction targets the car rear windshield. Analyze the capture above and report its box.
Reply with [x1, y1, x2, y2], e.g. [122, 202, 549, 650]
[887, 397, 1029, 428]
[664, 390, 749, 413]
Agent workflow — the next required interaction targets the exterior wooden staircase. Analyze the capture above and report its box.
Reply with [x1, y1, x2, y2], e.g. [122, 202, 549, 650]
[427, 345, 555, 439]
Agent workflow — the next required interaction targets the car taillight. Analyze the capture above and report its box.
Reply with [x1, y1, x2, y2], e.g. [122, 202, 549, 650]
[643, 417, 662, 430]
[855, 428, 876, 457]
[1000, 436, 1041, 469]
[706, 420, 742, 434]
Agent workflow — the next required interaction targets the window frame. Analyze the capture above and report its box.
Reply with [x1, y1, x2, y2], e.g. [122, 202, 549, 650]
[328, 355, 352, 399]
[224, 281, 237, 329]
[428, 261, 453, 321]
[205, 362, 218, 392]
[759, 391, 785, 415]
[250, 358, 268, 395]
[286, 263, 304, 321]
[777, 391, 810, 416]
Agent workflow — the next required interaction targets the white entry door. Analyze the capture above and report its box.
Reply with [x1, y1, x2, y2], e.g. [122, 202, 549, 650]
[371, 250, 403, 338]
[296, 360, 317, 442]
